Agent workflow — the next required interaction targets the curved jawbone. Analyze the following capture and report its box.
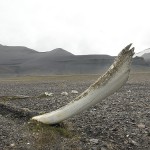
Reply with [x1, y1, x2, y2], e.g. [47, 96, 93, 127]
[32, 44, 135, 124]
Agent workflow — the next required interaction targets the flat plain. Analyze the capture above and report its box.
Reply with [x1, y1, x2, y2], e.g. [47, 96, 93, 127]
[0, 72, 150, 150]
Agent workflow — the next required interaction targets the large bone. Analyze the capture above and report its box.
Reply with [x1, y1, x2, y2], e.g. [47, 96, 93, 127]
[32, 44, 134, 124]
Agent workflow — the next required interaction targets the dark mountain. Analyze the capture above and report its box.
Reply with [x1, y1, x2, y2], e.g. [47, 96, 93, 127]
[132, 56, 148, 66]
[0, 44, 149, 76]
[0, 44, 38, 64]
[19, 54, 114, 75]
[0, 44, 39, 75]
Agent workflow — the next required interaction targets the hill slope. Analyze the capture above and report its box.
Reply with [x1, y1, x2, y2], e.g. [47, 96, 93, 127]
[0, 44, 149, 76]
[0, 44, 38, 64]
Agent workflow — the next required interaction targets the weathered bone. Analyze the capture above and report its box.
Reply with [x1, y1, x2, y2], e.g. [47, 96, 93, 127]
[32, 44, 134, 124]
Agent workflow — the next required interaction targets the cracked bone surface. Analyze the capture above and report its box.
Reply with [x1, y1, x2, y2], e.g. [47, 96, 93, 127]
[32, 44, 134, 124]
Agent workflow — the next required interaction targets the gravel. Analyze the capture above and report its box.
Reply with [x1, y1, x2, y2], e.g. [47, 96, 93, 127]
[0, 73, 150, 150]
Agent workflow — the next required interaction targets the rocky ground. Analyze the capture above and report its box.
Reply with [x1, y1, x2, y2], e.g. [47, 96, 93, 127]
[0, 73, 150, 150]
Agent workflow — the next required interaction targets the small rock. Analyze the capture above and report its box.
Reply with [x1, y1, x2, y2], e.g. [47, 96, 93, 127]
[71, 90, 79, 94]
[44, 92, 53, 96]
[137, 123, 145, 129]
[129, 138, 139, 146]
[10, 143, 15, 147]
[89, 138, 99, 144]
[61, 92, 68, 96]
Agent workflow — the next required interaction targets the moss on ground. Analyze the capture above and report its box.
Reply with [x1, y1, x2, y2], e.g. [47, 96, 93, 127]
[37, 94, 50, 98]
[28, 120, 74, 138]
[27, 120, 79, 148]
[0, 96, 28, 102]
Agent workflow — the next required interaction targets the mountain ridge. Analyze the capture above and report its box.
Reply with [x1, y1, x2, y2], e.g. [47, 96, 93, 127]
[135, 48, 150, 57]
[0, 44, 149, 76]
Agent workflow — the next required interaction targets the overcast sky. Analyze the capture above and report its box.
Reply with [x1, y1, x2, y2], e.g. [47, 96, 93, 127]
[0, 0, 150, 55]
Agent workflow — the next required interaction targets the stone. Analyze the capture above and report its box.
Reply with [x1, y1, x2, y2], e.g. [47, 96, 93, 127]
[71, 90, 79, 94]
[10, 143, 15, 147]
[129, 138, 139, 146]
[137, 123, 145, 128]
[61, 91, 68, 96]
[89, 138, 99, 144]
[44, 92, 53, 96]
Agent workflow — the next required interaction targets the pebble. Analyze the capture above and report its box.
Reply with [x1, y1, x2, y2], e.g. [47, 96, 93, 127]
[129, 138, 139, 146]
[89, 138, 99, 144]
[71, 90, 79, 94]
[137, 123, 145, 128]
[44, 92, 53, 96]
[61, 91, 68, 96]
[10, 143, 15, 147]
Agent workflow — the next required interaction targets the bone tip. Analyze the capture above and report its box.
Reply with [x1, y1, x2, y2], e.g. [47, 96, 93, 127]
[123, 43, 135, 56]
[125, 43, 132, 51]
[31, 116, 39, 121]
